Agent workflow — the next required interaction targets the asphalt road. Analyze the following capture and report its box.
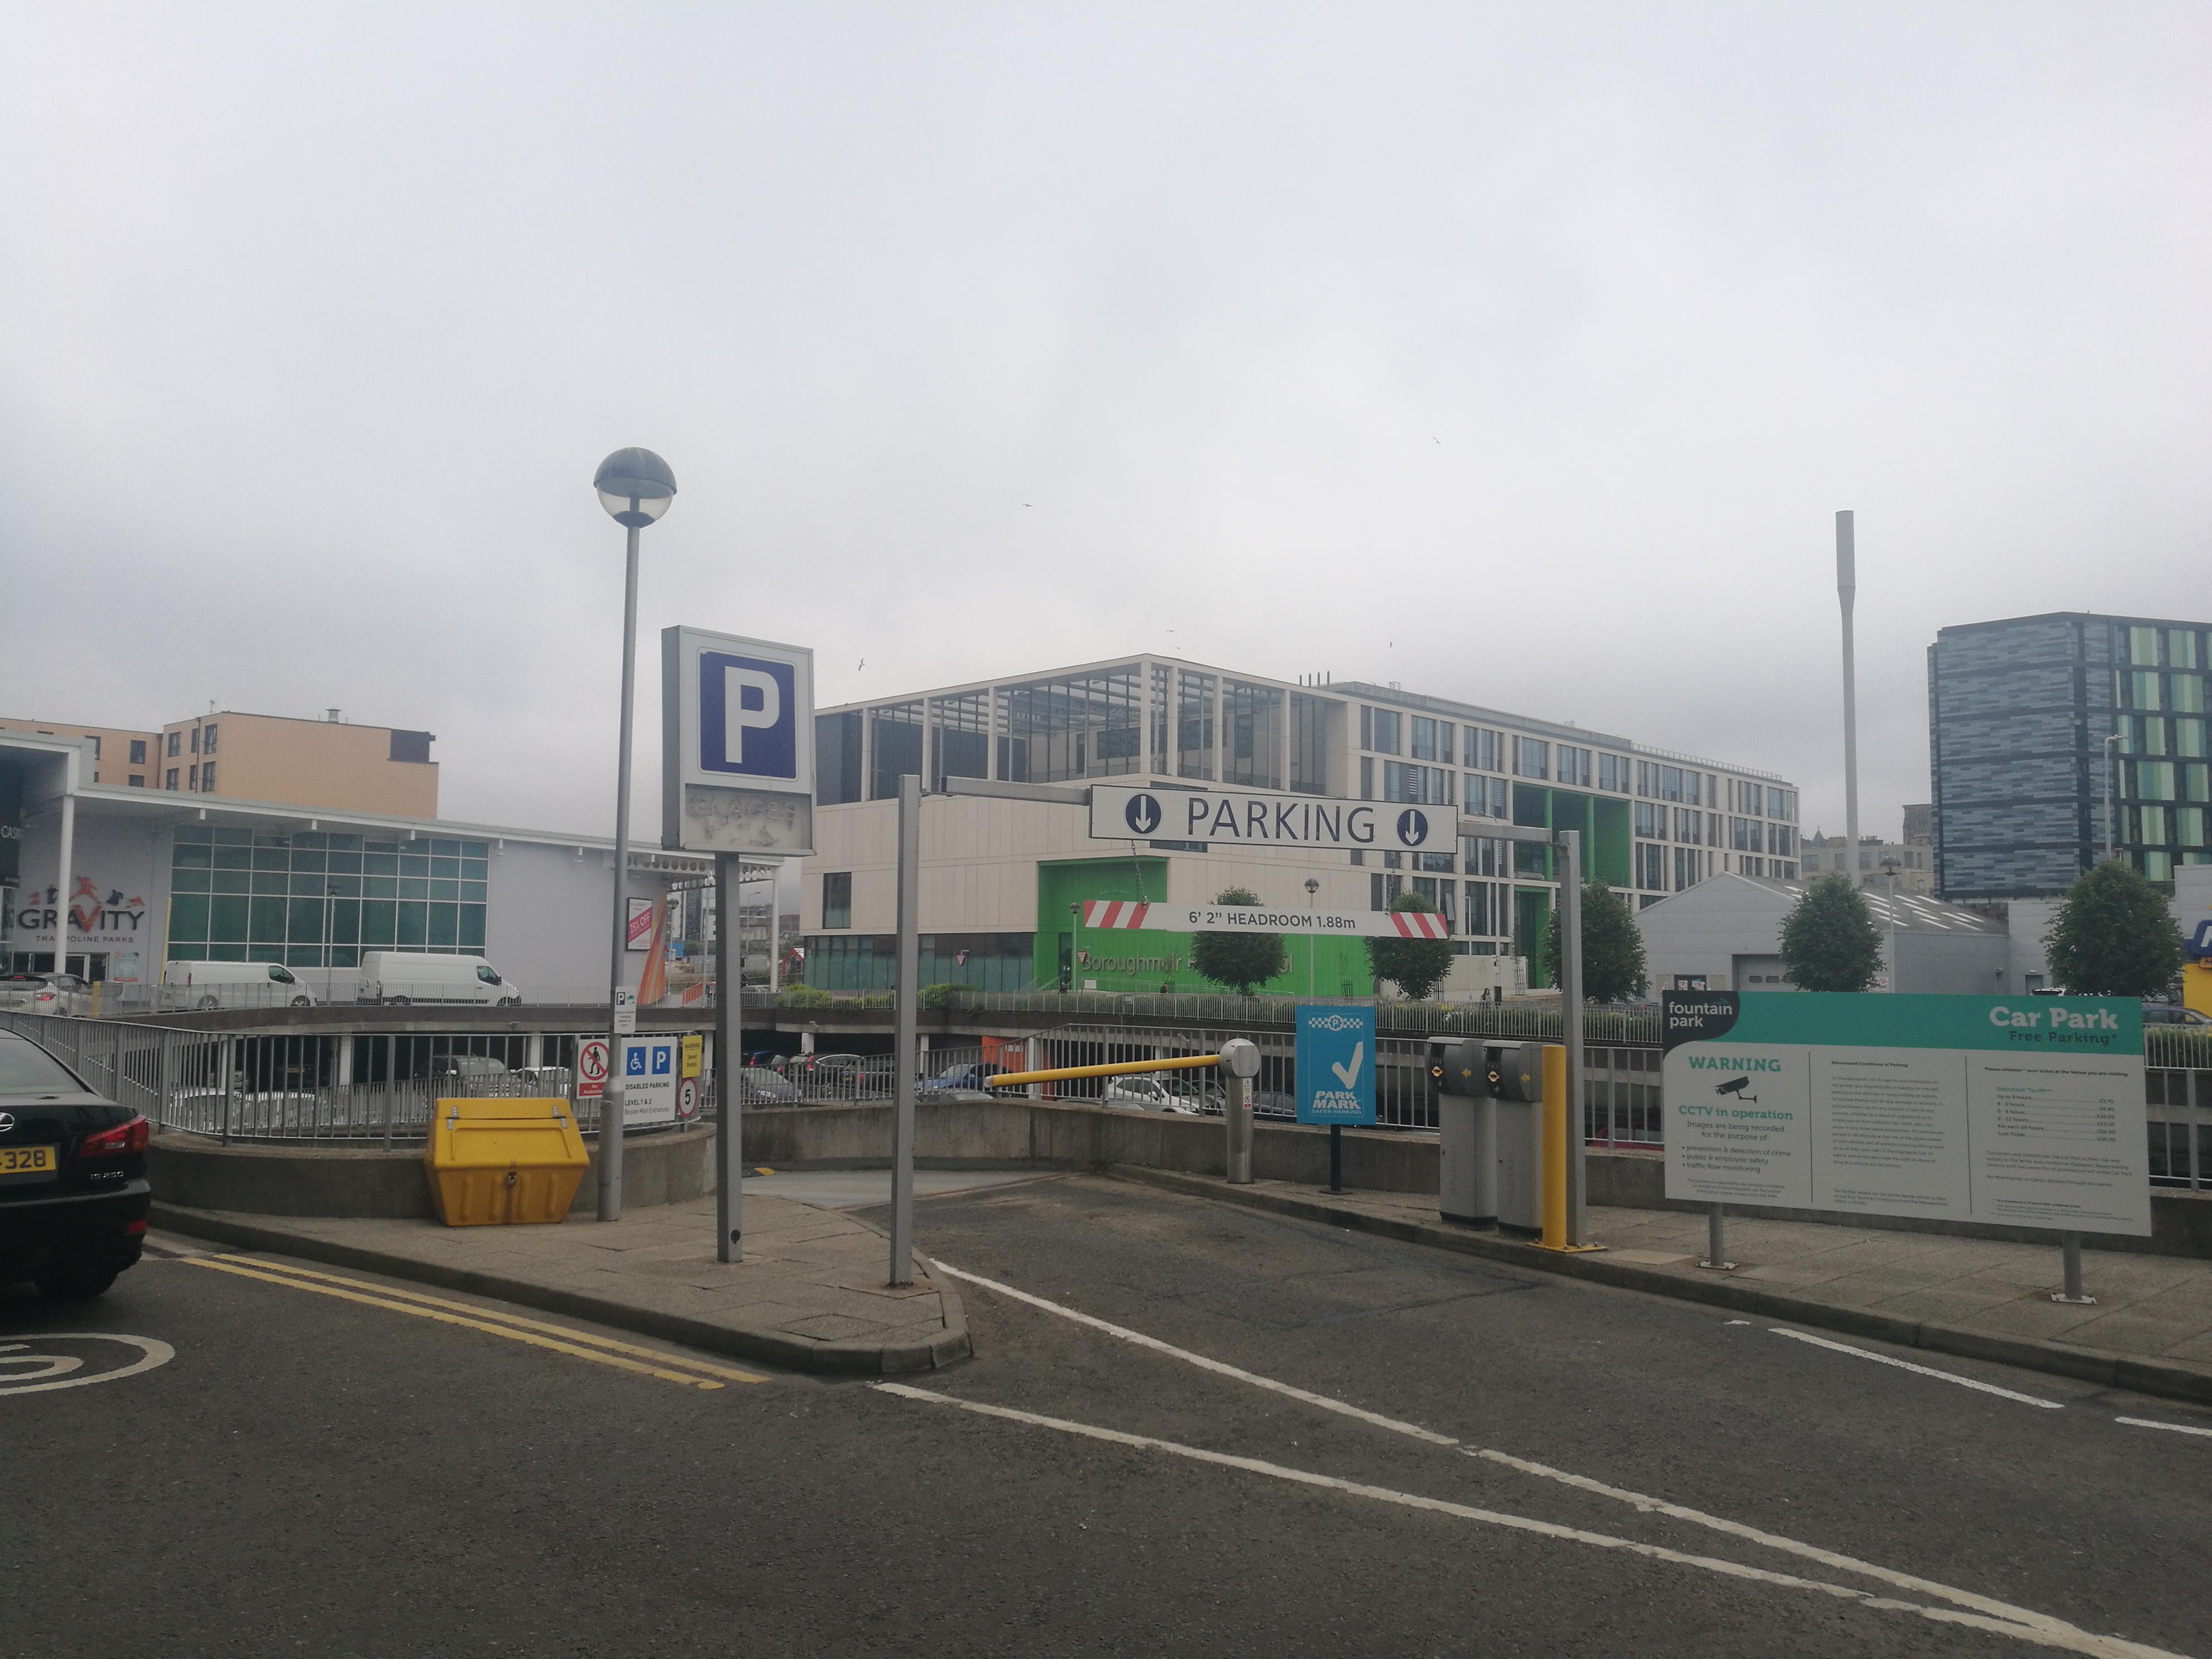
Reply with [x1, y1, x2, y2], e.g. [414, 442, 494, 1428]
[5, 1174, 2209, 1658]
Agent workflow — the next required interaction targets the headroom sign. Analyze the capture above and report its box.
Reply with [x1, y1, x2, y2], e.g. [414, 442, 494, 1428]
[1661, 991, 2149, 1237]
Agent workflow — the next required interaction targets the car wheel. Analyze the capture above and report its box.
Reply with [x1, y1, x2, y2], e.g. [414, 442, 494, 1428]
[499, 996, 522, 1007]
[197, 995, 221, 1010]
[290, 996, 313, 1007]
[35, 1260, 119, 1302]
[390, 996, 411, 1006]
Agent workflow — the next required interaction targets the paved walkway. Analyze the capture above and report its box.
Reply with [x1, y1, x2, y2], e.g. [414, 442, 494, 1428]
[1120, 1169, 2212, 1405]
[151, 1189, 969, 1376]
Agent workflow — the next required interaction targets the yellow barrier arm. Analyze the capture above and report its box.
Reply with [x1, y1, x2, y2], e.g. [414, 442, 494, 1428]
[989, 1054, 1221, 1088]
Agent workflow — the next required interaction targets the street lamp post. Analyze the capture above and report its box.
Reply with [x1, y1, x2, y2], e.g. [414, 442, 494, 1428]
[1881, 856, 1901, 993]
[593, 447, 677, 1223]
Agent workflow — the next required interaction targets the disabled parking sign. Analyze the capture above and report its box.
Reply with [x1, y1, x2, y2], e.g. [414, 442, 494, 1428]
[618, 1038, 679, 1126]
[1295, 1003, 1376, 1126]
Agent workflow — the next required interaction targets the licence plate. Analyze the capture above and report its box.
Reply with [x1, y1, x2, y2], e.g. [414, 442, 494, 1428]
[0, 1145, 58, 1176]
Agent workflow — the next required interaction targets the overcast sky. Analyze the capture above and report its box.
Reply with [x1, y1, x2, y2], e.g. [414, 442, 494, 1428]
[6, 4, 2207, 847]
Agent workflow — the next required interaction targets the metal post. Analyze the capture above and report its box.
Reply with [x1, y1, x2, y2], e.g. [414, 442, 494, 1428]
[767, 871, 782, 996]
[715, 852, 743, 1263]
[2052, 1231, 2095, 1304]
[1225, 1073, 1253, 1183]
[56, 752, 77, 980]
[1699, 1202, 1735, 1270]
[1886, 866, 1900, 991]
[1556, 828, 1588, 1244]
[889, 774, 920, 1286]
[1837, 511, 1860, 874]
[600, 520, 641, 1221]
[1326, 1123, 1343, 1194]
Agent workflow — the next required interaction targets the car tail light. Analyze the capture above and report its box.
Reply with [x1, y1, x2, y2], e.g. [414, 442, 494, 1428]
[33, 989, 56, 1003]
[77, 1115, 151, 1157]
[125, 1219, 148, 1235]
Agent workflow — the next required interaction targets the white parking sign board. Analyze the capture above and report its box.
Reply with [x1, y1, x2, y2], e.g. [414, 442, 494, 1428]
[620, 1037, 680, 1127]
[661, 625, 815, 855]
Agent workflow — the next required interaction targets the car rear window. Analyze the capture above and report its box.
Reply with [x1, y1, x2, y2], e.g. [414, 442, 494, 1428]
[0, 1040, 83, 1093]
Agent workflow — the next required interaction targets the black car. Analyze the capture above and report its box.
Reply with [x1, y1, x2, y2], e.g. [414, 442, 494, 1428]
[0, 1032, 151, 1301]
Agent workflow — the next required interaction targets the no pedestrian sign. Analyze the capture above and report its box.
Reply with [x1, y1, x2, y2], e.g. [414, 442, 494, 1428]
[578, 1039, 610, 1099]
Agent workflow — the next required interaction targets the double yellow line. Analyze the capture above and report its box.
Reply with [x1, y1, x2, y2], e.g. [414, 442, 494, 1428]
[182, 1254, 768, 1390]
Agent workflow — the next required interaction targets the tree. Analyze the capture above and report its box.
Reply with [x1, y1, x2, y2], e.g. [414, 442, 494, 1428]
[1190, 887, 1286, 995]
[1779, 872, 1884, 992]
[1366, 890, 1454, 1002]
[1542, 880, 1650, 1003]
[2045, 860, 2184, 997]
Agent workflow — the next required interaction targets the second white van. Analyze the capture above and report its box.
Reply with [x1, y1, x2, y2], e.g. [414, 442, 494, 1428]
[356, 952, 523, 1006]
[162, 961, 317, 1010]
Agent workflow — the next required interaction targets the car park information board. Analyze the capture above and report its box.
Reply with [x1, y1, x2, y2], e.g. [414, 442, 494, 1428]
[1662, 992, 2150, 1236]
[1295, 1003, 1376, 1126]
[620, 1037, 678, 1127]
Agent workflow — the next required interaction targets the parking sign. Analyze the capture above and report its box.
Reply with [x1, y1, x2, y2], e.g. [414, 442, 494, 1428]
[618, 1038, 679, 1126]
[661, 626, 814, 855]
[1295, 1004, 1376, 1126]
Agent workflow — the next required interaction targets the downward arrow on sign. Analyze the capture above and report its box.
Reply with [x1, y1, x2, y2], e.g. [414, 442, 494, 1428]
[1330, 1044, 1364, 1090]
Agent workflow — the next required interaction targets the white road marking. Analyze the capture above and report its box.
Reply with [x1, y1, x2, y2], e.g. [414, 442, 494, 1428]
[0, 1335, 174, 1395]
[2115, 1416, 2212, 1440]
[875, 1382, 2182, 1659]
[929, 1259, 1457, 1444]
[1767, 1327, 2066, 1409]
[931, 1257, 2177, 1658]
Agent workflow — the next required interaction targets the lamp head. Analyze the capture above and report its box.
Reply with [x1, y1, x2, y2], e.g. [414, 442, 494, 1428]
[594, 448, 677, 528]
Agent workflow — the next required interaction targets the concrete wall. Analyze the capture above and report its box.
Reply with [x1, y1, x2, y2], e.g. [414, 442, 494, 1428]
[148, 1123, 717, 1219]
[1897, 927, 2010, 995]
[1637, 877, 1789, 990]
[484, 838, 639, 1003]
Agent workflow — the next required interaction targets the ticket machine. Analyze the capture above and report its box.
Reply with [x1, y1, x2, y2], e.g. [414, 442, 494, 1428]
[1431, 1038, 1549, 1232]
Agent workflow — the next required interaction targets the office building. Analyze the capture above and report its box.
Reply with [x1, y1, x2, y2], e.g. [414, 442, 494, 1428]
[1801, 827, 1934, 894]
[1929, 612, 2211, 899]
[797, 655, 1798, 996]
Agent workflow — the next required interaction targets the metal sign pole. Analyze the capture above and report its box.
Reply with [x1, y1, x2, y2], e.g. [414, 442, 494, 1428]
[600, 521, 641, 1222]
[715, 852, 743, 1263]
[1555, 827, 1588, 1245]
[889, 775, 920, 1286]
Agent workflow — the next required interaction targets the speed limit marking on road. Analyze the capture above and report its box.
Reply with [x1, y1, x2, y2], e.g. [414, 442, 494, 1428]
[0, 1334, 175, 1396]
[676, 1076, 700, 1121]
[578, 1040, 610, 1099]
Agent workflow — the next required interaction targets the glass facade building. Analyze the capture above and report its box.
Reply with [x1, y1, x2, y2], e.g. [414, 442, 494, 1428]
[164, 824, 491, 967]
[1929, 612, 2212, 898]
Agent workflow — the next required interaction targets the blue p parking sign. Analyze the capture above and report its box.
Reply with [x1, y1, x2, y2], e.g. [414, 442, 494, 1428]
[1296, 1004, 1376, 1126]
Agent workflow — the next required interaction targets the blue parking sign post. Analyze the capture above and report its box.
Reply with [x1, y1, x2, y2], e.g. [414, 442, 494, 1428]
[1296, 1003, 1375, 1195]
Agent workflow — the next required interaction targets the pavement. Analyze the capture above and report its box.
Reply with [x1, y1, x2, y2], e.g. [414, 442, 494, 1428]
[144, 1171, 1038, 1375]
[1119, 1167, 2212, 1405]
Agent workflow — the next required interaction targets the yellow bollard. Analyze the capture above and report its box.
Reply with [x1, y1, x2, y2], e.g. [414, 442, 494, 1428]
[1539, 1044, 1568, 1250]
[1531, 1044, 1603, 1254]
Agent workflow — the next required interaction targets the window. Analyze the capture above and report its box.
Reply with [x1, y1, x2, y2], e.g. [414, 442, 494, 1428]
[200, 763, 216, 793]
[202, 724, 218, 754]
[1369, 873, 1386, 911]
[1438, 722, 1455, 765]
[1766, 787, 1789, 820]
[2175, 677, 2206, 715]
[1634, 802, 1658, 838]
[1597, 753, 1629, 793]
[1417, 851, 1454, 873]
[1673, 847, 1700, 891]
[1370, 708, 1400, 755]
[1731, 817, 1752, 850]
[1463, 836, 1503, 877]
[1636, 843, 1666, 891]
[1462, 881, 1491, 935]
[187, 764, 198, 791]
[1514, 736, 1549, 779]
[1382, 851, 1403, 869]
[1558, 746, 1592, 788]
[476, 965, 501, 985]
[822, 872, 852, 930]
[1708, 812, 1723, 846]
[166, 731, 181, 758]
[2130, 624, 2160, 667]
[1360, 756, 1373, 799]
[129, 739, 146, 764]
[1659, 766, 1684, 803]
[164, 768, 179, 790]
[1410, 717, 1437, 761]
[128, 774, 144, 788]
[1468, 728, 1498, 772]
[190, 726, 200, 754]
[1635, 761, 1656, 797]
[1464, 774, 1506, 817]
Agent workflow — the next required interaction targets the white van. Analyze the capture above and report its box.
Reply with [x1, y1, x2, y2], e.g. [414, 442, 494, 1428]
[162, 961, 316, 1010]
[356, 952, 523, 1007]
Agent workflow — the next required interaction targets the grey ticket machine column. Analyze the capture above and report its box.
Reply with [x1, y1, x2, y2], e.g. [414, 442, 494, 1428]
[1433, 1039, 1495, 1227]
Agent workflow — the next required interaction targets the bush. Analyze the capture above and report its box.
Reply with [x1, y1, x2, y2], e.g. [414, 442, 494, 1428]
[1366, 891, 1453, 1001]
[2045, 860, 2185, 997]
[1190, 888, 1287, 995]
[918, 982, 968, 1008]
[1780, 873, 1884, 992]
[774, 984, 836, 1008]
